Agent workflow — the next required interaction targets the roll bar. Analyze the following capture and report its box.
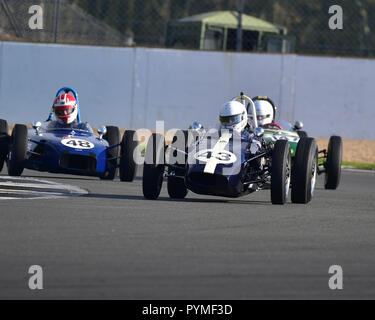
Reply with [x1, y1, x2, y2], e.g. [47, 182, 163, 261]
[232, 92, 258, 128]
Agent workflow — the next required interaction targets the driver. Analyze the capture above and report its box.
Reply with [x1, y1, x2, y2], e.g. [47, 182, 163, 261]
[219, 100, 253, 140]
[253, 97, 283, 130]
[53, 93, 78, 126]
[47, 92, 91, 131]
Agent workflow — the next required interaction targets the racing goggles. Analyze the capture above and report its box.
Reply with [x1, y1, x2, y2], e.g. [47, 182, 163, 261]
[220, 114, 243, 125]
[54, 106, 75, 117]
[257, 114, 271, 121]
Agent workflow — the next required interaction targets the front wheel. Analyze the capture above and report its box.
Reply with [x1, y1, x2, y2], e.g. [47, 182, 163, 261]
[291, 137, 318, 204]
[0, 119, 9, 172]
[142, 133, 165, 200]
[271, 140, 291, 205]
[8, 124, 28, 176]
[119, 130, 138, 182]
[324, 136, 343, 190]
[166, 130, 188, 199]
[100, 126, 120, 180]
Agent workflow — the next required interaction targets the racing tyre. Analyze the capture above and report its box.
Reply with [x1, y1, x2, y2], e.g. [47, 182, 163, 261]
[291, 137, 318, 204]
[119, 130, 138, 182]
[7, 124, 28, 176]
[271, 140, 291, 205]
[167, 130, 188, 199]
[0, 119, 9, 172]
[167, 177, 187, 199]
[324, 136, 343, 190]
[101, 126, 120, 180]
[297, 130, 308, 138]
[142, 133, 165, 200]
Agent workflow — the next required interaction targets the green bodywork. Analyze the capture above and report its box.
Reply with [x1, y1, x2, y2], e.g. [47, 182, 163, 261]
[263, 129, 299, 157]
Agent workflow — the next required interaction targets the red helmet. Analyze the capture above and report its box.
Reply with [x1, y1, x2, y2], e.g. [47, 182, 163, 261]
[53, 93, 78, 124]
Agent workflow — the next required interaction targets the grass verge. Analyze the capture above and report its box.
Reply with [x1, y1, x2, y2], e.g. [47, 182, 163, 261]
[342, 161, 375, 170]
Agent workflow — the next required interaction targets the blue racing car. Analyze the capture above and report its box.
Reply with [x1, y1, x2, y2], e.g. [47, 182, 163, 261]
[0, 87, 137, 181]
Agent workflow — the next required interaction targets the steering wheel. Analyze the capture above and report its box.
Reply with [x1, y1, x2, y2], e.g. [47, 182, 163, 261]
[263, 122, 283, 130]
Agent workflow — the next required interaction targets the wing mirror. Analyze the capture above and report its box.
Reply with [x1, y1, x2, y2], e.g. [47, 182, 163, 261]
[254, 127, 264, 138]
[294, 121, 303, 130]
[98, 126, 107, 139]
[32, 121, 42, 134]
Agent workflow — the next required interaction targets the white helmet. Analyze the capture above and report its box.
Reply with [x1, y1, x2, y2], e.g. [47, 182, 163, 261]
[219, 101, 247, 131]
[253, 100, 274, 126]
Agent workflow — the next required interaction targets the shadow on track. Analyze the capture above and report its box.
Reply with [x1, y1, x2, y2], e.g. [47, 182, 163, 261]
[82, 193, 271, 205]
[20, 174, 144, 182]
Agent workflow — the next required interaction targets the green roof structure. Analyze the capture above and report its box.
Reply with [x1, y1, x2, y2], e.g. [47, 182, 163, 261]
[167, 10, 291, 52]
[176, 10, 280, 34]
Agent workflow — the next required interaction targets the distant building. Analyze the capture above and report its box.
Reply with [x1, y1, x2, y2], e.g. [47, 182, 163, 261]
[166, 10, 293, 53]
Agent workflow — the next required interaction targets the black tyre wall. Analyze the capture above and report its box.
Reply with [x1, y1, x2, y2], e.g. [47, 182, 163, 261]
[325, 136, 343, 190]
[142, 133, 165, 200]
[8, 124, 28, 176]
[0, 119, 9, 172]
[101, 126, 120, 180]
[119, 130, 138, 182]
[291, 137, 318, 204]
[167, 130, 188, 199]
[271, 139, 291, 205]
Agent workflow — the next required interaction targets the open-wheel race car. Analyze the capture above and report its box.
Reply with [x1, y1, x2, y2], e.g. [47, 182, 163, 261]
[142, 93, 342, 204]
[250, 95, 343, 191]
[0, 87, 138, 181]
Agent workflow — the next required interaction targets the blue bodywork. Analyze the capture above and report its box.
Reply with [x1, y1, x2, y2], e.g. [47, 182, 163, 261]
[185, 130, 264, 198]
[24, 87, 115, 177]
[26, 127, 111, 176]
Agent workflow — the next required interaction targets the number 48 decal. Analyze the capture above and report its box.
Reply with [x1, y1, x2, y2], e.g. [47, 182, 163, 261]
[61, 138, 94, 149]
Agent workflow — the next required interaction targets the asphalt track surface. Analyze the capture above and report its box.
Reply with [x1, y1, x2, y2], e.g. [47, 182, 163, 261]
[0, 168, 374, 299]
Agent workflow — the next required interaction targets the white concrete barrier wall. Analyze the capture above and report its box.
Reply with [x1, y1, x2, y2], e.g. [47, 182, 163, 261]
[0, 42, 373, 139]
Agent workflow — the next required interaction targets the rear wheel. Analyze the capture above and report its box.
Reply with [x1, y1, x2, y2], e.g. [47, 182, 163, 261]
[0, 119, 9, 172]
[142, 133, 165, 200]
[7, 124, 28, 176]
[167, 130, 188, 199]
[291, 137, 318, 204]
[167, 177, 187, 199]
[100, 126, 120, 180]
[119, 130, 138, 182]
[271, 140, 291, 205]
[324, 136, 343, 190]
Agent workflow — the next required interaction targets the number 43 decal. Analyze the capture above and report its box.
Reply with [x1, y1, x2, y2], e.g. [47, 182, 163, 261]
[61, 138, 94, 149]
[195, 149, 237, 164]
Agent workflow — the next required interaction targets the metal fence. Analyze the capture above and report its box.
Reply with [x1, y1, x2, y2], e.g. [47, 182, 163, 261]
[0, 0, 374, 57]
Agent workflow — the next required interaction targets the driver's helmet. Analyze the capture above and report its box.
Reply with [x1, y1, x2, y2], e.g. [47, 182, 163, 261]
[253, 100, 274, 126]
[53, 93, 78, 124]
[219, 101, 247, 131]
[189, 121, 204, 131]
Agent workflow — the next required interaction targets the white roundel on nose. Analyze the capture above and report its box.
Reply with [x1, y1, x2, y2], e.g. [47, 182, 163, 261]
[61, 138, 94, 149]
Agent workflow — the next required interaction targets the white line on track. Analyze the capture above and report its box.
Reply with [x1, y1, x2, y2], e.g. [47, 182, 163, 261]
[0, 176, 88, 200]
